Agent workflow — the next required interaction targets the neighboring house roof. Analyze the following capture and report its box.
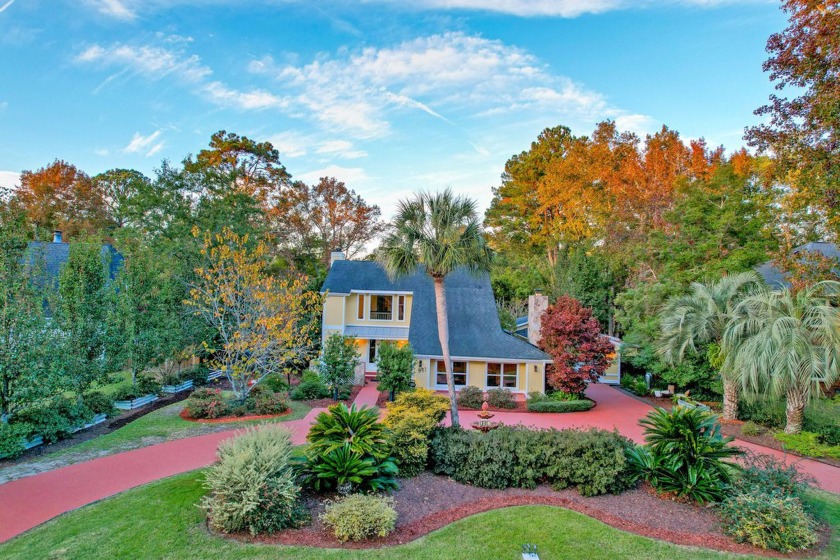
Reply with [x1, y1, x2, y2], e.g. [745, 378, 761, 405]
[756, 242, 840, 288]
[321, 260, 551, 361]
[26, 241, 124, 282]
[514, 315, 622, 348]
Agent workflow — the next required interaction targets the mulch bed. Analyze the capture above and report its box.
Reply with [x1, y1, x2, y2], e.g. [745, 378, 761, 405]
[374, 389, 531, 412]
[297, 384, 363, 409]
[179, 408, 292, 423]
[718, 420, 840, 469]
[224, 472, 830, 556]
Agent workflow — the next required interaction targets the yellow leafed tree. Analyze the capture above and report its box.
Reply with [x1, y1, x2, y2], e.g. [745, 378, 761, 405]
[187, 227, 322, 401]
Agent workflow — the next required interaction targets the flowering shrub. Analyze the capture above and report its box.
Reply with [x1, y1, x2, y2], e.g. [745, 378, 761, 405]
[185, 388, 230, 419]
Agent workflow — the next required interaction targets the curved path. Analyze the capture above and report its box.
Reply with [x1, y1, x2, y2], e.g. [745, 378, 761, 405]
[0, 382, 837, 544]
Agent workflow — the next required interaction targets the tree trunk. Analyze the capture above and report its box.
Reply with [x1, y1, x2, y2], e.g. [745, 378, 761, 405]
[784, 387, 806, 434]
[434, 277, 459, 427]
[721, 376, 739, 421]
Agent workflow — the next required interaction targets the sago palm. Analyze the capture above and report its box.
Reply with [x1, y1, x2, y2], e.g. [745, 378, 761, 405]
[659, 272, 760, 420]
[722, 281, 840, 434]
[378, 189, 492, 427]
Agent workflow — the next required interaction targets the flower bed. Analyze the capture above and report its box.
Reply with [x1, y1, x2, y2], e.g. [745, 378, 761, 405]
[179, 408, 292, 423]
[162, 380, 194, 394]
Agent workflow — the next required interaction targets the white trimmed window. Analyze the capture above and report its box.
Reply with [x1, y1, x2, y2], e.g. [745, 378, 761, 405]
[435, 360, 466, 386]
[486, 362, 517, 389]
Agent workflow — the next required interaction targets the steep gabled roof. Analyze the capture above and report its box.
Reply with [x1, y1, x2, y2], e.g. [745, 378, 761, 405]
[321, 260, 551, 361]
[26, 242, 124, 282]
[756, 242, 840, 288]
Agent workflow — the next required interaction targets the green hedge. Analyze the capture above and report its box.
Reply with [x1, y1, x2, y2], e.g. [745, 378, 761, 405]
[429, 426, 634, 496]
[527, 399, 594, 413]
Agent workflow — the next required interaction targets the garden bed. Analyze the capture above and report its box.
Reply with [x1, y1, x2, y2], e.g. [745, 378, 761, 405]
[179, 408, 292, 423]
[719, 420, 840, 469]
[227, 472, 829, 556]
[296, 384, 363, 409]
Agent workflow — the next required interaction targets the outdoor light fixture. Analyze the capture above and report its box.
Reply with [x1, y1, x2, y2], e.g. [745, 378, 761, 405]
[522, 543, 539, 560]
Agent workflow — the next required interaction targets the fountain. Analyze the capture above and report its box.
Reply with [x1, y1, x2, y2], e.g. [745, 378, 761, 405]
[472, 401, 501, 433]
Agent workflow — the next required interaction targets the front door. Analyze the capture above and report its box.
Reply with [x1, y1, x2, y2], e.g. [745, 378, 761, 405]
[367, 339, 378, 372]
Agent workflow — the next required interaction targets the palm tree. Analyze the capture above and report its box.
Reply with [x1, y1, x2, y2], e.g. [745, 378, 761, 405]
[659, 272, 760, 420]
[378, 189, 492, 427]
[722, 281, 840, 434]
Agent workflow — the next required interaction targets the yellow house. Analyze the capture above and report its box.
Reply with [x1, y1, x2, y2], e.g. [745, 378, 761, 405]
[320, 252, 553, 394]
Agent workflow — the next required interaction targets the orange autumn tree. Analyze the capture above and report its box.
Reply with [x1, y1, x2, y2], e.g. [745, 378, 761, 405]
[187, 227, 322, 401]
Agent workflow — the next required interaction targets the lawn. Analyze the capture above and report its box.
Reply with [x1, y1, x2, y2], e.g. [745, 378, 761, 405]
[34, 400, 312, 462]
[1, 471, 837, 560]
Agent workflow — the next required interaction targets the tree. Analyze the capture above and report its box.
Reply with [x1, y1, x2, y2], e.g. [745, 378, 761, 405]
[379, 189, 493, 427]
[539, 295, 614, 395]
[0, 195, 53, 417]
[376, 342, 415, 401]
[318, 334, 360, 400]
[17, 160, 107, 239]
[745, 0, 840, 232]
[55, 241, 111, 398]
[107, 236, 184, 388]
[92, 169, 153, 229]
[273, 177, 386, 267]
[187, 227, 321, 401]
[723, 281, 840, 434]
[658, 272, 761, 420]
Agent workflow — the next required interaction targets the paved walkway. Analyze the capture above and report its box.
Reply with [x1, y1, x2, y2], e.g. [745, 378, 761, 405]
[0, 381, 837, 544]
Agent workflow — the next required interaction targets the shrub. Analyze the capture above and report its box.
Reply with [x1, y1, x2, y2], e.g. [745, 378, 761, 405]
[804, 399, 840, 446]
[737, 397, 785, 427]
[487, 388, 517, 409]
[185, 388, 231, 419]
[136, 375, 162, 396]
[0, 422, 34, 459]
[14, 399, 91, 444]
[457, 386, 484, 409]
[201, 425, 307, 535]
[297, 403, 398, 493]
[526, 399, 594, 413]
[290, 372, 331, 401]
[320, 494, 397, 542]
[384, 388, 449, 477]
[548, 390, 581, 401]
[112, 385, 142, 401]
[620, 375, 649, 396]
[740, 421, 763, 437]
[318, 334, 360, 397]
[734, 454, 812, 499]
[261, 374, 290, 393]
[181, 365, 210, 387]
[429, 426, 634, 496]
[376, 341, 415, 397]
[82, 391, 116, 417]
[774, 431, 840, 459]
[626, 407, 742, 503]
[719, 491, 818, 552]
[247, 388, 290, 416]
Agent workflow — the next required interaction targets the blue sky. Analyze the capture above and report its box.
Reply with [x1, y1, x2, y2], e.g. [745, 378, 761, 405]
[0, 0, 785, 217]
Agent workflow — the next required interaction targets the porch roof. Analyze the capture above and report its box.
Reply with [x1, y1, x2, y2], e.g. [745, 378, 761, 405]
[344, 325, 409, 340]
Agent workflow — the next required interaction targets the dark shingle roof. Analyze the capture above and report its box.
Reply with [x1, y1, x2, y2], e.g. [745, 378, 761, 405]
[26, 242, 124, 282]
[321, 260, 550, 361]
[757, 242, 840, 288]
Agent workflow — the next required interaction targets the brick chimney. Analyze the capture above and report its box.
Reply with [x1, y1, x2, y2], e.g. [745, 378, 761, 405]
[330, 249, 346, 266]
[53, 230, 63, 243]
[527, 290, 549, 347]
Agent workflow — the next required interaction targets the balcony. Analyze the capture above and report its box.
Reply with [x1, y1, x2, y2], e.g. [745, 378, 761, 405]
[370, 311, 393, 321]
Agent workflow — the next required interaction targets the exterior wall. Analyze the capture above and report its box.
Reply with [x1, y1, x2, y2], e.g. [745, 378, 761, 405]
[526, 362, 546, 394]
[344, 293, 413, 327]
[418, 358, 547, 393]
[323, 295, 345, 329]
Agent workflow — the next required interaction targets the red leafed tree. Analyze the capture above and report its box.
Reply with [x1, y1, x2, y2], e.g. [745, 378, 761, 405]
[539, 295, 614, 394]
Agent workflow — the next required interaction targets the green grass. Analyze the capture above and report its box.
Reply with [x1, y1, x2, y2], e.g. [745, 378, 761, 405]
[1, 471, 838, 560]
[37, 400, 311, 461]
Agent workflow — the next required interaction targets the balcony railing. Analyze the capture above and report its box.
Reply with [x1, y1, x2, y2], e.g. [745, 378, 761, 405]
[370, 311, 392, 320]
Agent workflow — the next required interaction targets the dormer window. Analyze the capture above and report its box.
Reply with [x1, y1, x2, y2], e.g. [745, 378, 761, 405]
[370, 295, 393, 320]
[358, 295, 365, 320]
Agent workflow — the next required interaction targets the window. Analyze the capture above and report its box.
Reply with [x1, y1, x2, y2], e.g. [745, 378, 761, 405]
[436, 360, 466, 386]
[486, 363, 518, 389]
[368, 339, 378, 363]
[370, 295, 393, 320]
[398, 295, 405, 321]
[357, 295, 365, 320]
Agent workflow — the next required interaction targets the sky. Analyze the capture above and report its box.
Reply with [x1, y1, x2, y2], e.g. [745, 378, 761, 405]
[0, 0, 786, 218]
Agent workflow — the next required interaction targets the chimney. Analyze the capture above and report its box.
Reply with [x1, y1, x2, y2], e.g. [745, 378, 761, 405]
[330, 249, 346, 266]
[527, 290, 549, 347]
[53, 230, 63, 243]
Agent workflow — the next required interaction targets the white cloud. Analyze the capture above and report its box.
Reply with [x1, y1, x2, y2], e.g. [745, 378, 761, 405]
[93, 148, 110, 156]
[0, 170, 20, 190]
[86, 0, 136, 20]
[316, 140, 368, 159]
[201, 81, 288, 111]
[613, 113, 657, 136]
[123, 130, 163, 156]
[299, 164, 369, 184]
[266, 131, 311, 158]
